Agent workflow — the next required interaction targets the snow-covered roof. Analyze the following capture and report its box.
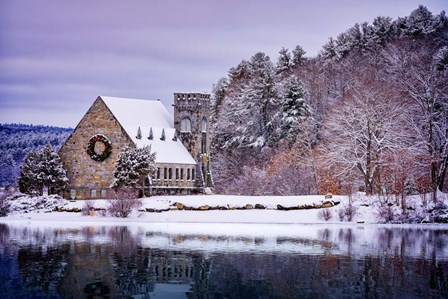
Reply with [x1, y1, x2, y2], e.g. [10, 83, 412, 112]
[101, 96, 172, 129]
[100, 96, 196, 165]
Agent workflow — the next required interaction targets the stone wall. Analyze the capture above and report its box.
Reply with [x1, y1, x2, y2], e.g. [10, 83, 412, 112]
[173, 93, 211, 187]
[59, 97, 134, 199]
[173, 93, 210, 160]
[150, 163, 197, 195]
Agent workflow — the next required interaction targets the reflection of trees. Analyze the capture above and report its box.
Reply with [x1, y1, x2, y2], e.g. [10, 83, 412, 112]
[3, 225, 448, 298]
[17, 245, 68, 297]
[0, 223, 9, 244]
[111, 247, 155, 296]
[108, 226, 140, 257]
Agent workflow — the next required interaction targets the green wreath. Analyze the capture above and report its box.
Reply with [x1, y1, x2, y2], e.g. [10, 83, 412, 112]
[86, 134, 112, 161]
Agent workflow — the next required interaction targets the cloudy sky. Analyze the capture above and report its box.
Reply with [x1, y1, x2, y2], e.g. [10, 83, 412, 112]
[0, 0, 446, 127]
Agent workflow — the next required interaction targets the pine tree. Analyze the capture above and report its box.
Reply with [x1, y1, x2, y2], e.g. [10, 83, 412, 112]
[18, 145, 68, 195]
[234, 52, 278, 148]
[292, 45, 306, 66]
[276, 47, 291, 75]
[18, 149, 40, 194]
[278, 76, 310, 146]
[111, 146, 157, 196]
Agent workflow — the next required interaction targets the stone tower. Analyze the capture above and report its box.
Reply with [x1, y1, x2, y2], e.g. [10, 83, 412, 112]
[173, 92, 212, 188]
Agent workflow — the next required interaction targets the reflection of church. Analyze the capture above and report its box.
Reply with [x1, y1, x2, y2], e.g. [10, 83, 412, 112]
[55, 241, 209, 298]
[59, 93, 212, 199]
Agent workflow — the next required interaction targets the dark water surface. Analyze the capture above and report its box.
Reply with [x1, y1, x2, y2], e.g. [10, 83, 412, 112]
[0, 223, 448, 298]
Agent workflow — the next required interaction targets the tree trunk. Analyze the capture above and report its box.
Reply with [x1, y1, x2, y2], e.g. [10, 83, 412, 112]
[438, 156, 448, 192]
[431, 161, 438, 202]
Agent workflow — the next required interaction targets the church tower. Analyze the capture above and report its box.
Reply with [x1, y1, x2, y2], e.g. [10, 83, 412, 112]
[173, 92, 212, 189]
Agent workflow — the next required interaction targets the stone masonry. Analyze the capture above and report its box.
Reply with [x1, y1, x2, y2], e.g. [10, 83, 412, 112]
[173, 93, 212, 187]
[59, 97, 134, 199]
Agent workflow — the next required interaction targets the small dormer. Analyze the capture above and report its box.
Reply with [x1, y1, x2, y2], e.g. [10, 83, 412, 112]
[136, 126, 142, 139]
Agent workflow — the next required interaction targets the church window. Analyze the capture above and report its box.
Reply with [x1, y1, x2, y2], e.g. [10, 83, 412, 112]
[180, 169, 184, 180]
[169, 168, 173, 180]
[192, 169, 195, 180]
[181, 117, 192, 132]
[91, 189, 97, 198]
[157, 168, 161, 180]
[187, 169, 190, 180]
[176, 168, 179, 180]
[164, 168, 167, 180]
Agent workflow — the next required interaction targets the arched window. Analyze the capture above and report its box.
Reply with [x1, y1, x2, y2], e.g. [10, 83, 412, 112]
[181, 117, 192, 132]
[201, 118, 207, 132]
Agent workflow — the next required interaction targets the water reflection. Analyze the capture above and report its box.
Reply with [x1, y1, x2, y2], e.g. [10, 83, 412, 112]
[0, 223, 447, 298]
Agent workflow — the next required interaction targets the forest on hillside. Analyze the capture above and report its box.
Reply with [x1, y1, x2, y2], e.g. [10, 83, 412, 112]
[209, 5, 448, 201]
[0, 124, 71, 187]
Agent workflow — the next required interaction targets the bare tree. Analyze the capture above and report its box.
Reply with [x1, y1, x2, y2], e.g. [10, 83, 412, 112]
[384, 41, 448, 200]
[321, 76, 411, 195]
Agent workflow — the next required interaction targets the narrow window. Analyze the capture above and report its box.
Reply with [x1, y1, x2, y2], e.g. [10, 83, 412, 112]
[91, 189, 97, 198]
[180, 169, 184, 180]
[169, 168, 173, 180]
[181, 117, 192, 132]
[157, 168, 161, 180]
[101, 189, 107, 198]
[192, 169, 195, 180]
[176, 168, 179, 180]
[187, 169, 190, 180]
[164, 168, 167, 180]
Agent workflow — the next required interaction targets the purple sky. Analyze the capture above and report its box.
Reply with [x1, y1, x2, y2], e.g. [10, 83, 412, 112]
[0, 0, 446, 127]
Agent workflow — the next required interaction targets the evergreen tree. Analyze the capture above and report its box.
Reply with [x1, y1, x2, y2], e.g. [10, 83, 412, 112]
[292, 45, 306, 65]
[111, 146, 157, 196]
[18, 149, 40, 194]
[233, 52, 278, 148]
[278, 76, 310, 146]
[276, 47, 291, 74]
[18, 145, 68, 195]
[398, 5, 436, 36]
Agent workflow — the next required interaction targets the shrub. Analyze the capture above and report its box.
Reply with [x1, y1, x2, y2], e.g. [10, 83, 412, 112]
[344, 204, 358, 222]
[107, 188, 141, 218]
[377, 204, 395, 222]
[337, 207, 345, 221]
[317, 208, 333, 221]
[81, 200, 95, 216]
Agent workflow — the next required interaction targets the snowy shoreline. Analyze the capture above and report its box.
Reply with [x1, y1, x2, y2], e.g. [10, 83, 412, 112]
[2, 193, 448, 225]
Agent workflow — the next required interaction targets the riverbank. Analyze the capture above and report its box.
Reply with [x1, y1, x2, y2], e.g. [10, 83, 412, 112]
[2, 192, 448, 224]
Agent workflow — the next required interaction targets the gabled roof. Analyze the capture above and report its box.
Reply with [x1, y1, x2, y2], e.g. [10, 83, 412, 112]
[101, 96, 172, 129]
[100, 96, 196, 165]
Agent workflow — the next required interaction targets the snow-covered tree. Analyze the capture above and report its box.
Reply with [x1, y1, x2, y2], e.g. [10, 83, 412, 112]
[276, 47, 291, 75]
[321, 77, 412, 195]
[230, 52, 279, 148]
[292, 45, 306, 66]
[18, 144, 68, 195]
[111, 146, 157, 196]
[18, 149, 40, 194]
[397, 5, 436, 36]
[277, 76, 311, 147]
[0, 152, 16, 187]
[385, 40, 448, 199]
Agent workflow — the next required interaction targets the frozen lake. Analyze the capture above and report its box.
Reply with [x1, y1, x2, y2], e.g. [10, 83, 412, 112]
[1, 222, 448, 298]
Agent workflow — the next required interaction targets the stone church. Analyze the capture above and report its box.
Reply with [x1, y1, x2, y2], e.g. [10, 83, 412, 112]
[58, 93, 212, 200]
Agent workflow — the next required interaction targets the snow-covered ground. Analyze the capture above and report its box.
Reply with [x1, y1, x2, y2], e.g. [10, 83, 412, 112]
[2, 192, 448, 225]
